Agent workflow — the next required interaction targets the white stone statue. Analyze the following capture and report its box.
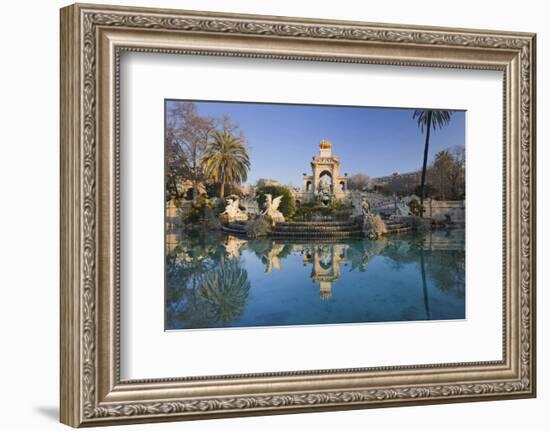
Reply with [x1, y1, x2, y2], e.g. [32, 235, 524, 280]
[221, 196, 248, 222]
[361, 196, 371, 215]
[262, 194, 285, 224]
[315, 179, 332, 205]
[395, 201, 413, 216]
[318, 178, 331, 193]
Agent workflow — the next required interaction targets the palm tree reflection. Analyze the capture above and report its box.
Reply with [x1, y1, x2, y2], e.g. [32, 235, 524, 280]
[198, 259, 251, 325]
[165, 232, 251, 329]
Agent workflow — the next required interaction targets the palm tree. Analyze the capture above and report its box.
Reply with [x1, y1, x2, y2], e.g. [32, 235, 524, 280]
[413, 110, 453, 215]
[201, 130, 250, 198]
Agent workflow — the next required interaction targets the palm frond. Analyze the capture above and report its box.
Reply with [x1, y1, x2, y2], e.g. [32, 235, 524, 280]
[413, 109, 453, 132]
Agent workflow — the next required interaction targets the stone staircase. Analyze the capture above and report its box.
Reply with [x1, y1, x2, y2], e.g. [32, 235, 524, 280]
[383, 217, 413, 234]
[221, 218, 412, 239]
[271, 220, 362, 239]
[221, 221, 247, 236]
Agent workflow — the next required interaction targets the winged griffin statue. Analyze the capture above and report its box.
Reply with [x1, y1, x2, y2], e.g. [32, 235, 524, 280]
[262, 194, 285, 223]
[221, 195, 248, 222]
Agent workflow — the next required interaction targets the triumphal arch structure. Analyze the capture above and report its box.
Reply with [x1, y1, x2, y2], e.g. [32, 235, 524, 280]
[299, 140, 350, 205]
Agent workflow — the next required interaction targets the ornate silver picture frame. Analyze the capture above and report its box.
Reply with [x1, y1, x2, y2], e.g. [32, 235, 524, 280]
[60, 3, 536, 427]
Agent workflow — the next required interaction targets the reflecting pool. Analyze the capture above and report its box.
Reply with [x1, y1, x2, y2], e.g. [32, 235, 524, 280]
[165, 229, 465, 330]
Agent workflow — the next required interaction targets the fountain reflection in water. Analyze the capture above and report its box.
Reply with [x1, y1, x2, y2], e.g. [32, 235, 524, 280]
[165, 228, 465, 330]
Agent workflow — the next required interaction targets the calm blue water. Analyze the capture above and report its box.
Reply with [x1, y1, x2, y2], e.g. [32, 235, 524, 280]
[165, 229, 465, 330]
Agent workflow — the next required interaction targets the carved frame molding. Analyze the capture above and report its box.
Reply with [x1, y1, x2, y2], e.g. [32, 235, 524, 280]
[60, 3, 536, 427]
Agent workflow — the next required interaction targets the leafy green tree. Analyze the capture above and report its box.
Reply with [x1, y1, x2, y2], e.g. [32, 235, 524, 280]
[407, 197, 423, 217]
[256, 185, 297, 218]
[201, 131, 250, 198]
[413, 110, 453, 213]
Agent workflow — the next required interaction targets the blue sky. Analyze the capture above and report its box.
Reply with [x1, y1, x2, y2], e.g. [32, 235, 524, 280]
[167, 100, 465, 187]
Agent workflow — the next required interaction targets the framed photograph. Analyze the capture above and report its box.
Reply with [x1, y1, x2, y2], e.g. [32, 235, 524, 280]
[60, 3, 536, 427]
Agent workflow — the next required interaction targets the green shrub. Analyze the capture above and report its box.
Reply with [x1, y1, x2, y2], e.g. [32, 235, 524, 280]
[293, 201, 351, 221]
[408, 198, 424, 217]
[293, 202, 322, 220]
[182, 195, 212, 224]
[256, 185, 296, 218]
